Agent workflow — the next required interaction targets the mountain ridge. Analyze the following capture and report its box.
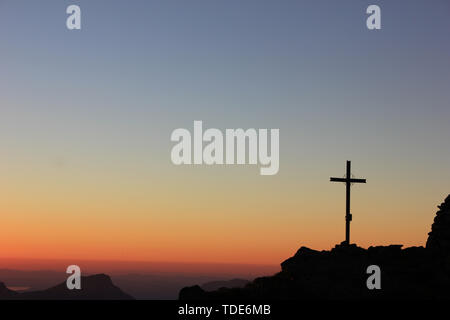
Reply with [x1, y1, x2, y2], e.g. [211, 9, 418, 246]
[179, 194, 450, 300]
[0, 274, 133, 300]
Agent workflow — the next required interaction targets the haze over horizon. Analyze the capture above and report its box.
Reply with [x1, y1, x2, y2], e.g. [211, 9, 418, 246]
[1, 0, 450, 271]
[0, 256, 279, 276]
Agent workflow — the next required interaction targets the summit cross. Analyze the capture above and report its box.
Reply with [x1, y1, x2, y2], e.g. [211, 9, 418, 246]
[330, 161, 366, 245]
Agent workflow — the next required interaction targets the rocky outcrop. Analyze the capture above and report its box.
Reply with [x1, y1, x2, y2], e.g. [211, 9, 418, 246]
[180, 194, 450, 300]
[427, 195, 450, 254]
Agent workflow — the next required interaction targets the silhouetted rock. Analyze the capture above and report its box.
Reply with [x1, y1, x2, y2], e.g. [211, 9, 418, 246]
[179, 285, 208, 299]
[0, 274, 133, 300]
[180, 194, 450, 300]
[427, 195, 450, 254]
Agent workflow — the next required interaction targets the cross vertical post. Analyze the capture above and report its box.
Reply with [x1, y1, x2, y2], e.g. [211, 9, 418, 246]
[345, 160, 351, 244]
[330, 161, 366, 245]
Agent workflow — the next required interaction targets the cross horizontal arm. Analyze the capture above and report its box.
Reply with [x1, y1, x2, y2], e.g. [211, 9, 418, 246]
[330, 177, 346, 182]
[349, 178, 366, 183]
[330, 177, 367, 183]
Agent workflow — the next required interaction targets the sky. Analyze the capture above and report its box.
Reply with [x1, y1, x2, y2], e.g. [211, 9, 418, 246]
[0, 0, 449, 268]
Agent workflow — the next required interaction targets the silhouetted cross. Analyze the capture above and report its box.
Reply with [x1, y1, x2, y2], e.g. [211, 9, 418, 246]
[330, 161, 366, 245]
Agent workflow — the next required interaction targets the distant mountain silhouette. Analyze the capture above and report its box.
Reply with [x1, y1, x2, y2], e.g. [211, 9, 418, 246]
[0, 282, 18, 299]
[180, 194, 450, 300]
[201, 278, 249, 292]
[0, 274, 133, 300]
[0, 269, 249, 300]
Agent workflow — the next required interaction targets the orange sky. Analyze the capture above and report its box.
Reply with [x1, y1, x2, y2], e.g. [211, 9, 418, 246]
[1, 0, 450, 272]
[1, 157, 447, 267]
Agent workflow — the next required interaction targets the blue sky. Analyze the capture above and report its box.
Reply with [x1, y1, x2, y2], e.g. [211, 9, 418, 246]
[0, 1, 449, 260]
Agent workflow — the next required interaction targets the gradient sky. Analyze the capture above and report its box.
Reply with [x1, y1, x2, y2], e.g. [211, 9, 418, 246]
[0, 0, 449, 267]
